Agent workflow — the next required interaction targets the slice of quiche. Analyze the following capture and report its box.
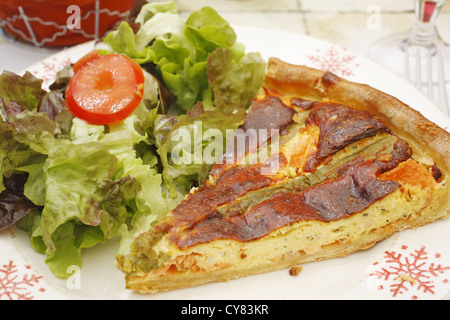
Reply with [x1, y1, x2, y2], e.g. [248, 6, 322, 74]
[116, 58, 450, 294]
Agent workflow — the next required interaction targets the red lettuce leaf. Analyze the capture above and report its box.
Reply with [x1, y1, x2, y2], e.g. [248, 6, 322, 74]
[0, 173, 41, 231]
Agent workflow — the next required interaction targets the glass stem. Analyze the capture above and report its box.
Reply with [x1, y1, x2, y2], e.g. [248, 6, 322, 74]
[406, 0, 445, 49]
[409, 21, 436, 48]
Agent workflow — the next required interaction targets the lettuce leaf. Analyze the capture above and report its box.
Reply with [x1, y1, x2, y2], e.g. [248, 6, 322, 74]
[15, 162, 46, 206]
[39, 139, 121, 252]
[0, 174, 41, 231]
[207, 47, 266, 114]
[154, 103, 246, 197]
[184, 7, 237, 54]
[0, 71, 44, 111]
[102, 21, 154, 65]
[0, 101, 51, 193]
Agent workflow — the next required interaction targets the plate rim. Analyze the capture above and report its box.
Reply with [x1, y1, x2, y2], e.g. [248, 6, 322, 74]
[4, 26, 450, 300]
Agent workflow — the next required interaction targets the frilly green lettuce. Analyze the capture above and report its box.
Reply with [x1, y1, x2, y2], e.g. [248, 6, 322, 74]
[1, 70, 172, 278]
[1, 0, 267, 280]
[104, 0, 266, 114]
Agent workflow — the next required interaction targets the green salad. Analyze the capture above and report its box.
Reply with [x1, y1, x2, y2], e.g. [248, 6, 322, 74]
[0, 0, 266, 278]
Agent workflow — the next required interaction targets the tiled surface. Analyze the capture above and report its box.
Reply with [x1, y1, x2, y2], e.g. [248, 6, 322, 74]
[300, 0, 414, 12]
[177, 0, 301, 12]
[303, 12, 416, 54]
[178, 0, 450, 55]
[219, 12, 307, 35]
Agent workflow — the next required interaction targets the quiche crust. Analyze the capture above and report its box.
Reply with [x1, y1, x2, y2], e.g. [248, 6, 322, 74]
[118, 58, 450, 294]
[125, 183, 441, 294]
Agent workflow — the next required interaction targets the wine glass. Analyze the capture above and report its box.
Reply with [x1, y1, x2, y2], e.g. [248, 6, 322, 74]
[368, 0, 449, 115]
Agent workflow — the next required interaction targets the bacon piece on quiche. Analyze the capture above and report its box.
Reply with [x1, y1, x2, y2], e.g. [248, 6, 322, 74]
[116, 58, 450, 294]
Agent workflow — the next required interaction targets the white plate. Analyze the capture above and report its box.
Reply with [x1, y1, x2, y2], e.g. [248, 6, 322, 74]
[1, 27, 449, 300]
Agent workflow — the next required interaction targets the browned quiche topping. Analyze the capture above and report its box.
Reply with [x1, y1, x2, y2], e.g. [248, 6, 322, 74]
[304, 102, 391, 172]
[151, 92, 413, 249]
[170, 142, 410, 248]
[211, 94, 295, 177]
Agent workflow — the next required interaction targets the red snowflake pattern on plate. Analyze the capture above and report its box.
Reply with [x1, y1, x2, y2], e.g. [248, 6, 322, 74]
[31, 56, 73, 88]
[368, 245, 450, 299]
[0, 260, 45, 300]
[307, 46, 359, 77]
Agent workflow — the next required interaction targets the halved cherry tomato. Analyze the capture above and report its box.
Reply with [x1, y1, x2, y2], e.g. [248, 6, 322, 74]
[65, 50, 145, 125]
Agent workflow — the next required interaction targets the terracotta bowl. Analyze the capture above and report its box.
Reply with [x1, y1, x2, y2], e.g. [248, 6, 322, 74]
[0, 0, 134, 47]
